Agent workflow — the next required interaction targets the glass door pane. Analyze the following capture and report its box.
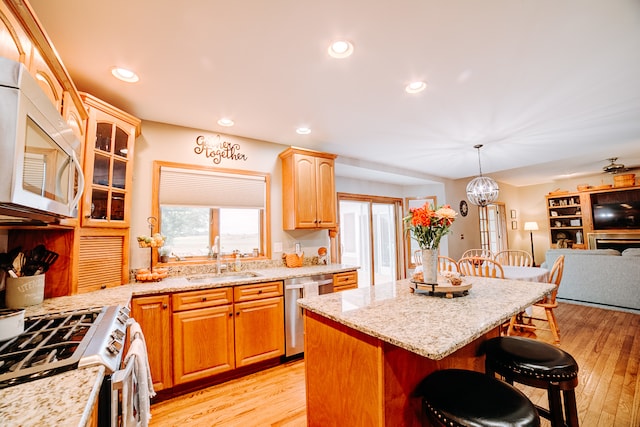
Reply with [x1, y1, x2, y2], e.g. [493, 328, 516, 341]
[339, 201, 371, 287]
[372, 203, 397, 284]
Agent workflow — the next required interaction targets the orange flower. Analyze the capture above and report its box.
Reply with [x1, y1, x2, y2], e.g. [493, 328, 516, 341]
[403, 203, 458, 249]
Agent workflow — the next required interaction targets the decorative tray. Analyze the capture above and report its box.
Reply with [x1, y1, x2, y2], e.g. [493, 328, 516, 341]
[409, 279, 472, 298]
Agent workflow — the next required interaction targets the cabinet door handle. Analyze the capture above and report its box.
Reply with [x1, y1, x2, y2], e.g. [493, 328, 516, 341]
[162, 304, 168, 309]
[258, 289, 263, 294]
[228, 312, 233, 317]
[201, 297, 207, 301]
[236, 311, 240, 316]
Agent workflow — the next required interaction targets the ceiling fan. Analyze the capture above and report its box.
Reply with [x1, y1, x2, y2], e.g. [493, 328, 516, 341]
[602, 157, 630, 174]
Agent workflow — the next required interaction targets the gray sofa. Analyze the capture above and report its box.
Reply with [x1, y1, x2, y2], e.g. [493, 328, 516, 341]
[541, 248, 640, 312]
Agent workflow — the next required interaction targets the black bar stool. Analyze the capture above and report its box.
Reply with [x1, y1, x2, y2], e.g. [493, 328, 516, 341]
[484, 336, 579, 427]
[416, 368, 540, 426]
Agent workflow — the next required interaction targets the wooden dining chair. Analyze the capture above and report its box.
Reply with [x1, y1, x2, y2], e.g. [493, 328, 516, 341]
[494, 250, 533, 267]
[458, 257, 504, 278]
[413, 250, 422, 266]
[461, 248, 494, 260]
[507, 255, 565, 343]
[438, 256, 459, 273]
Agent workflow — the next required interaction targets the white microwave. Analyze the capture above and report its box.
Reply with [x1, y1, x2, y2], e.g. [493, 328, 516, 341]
[0, 57, 84, 224]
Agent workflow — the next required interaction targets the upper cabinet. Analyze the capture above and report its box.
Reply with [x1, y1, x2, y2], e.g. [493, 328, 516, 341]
[1, 1, 87, 122]
[27, 46, 63, 110]
[280, 147, 337, 230]
[80, 93, 141, 227]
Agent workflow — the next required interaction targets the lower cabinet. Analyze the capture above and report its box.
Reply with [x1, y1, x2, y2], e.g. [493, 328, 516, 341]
[130, 294, 172, 391]
[333, 270, 358, 292]
[131, 281, 284, 390]
[173, 304, 235, 384]
[171, 287, 235, 385]
[235, 295, 284, 367]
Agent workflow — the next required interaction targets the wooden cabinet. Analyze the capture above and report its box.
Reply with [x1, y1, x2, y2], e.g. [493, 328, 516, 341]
[546, 193, 588, 249]
[1, 2, 87, 121]
[131, 294, 173, 391]
[172, 288, 235, 385]
[74, 94, 140, 292]
[233, 282, 284, 367]
[280, 147, 337, 230]
[77, 228, 129, 292]
[28, 46, 63, 110]
[333, 270, 358, 292]
[80, 93, 140, 227]
[135, 281, 284, 390]
[62, 91, 87, 143]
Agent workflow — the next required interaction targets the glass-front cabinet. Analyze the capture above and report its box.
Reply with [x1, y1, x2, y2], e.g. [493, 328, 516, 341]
[80, 93, 141, 227]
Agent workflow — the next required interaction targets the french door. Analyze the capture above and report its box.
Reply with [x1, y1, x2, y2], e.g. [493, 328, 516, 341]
[479, 203, 508, 254]
[338, 194, 403, 286]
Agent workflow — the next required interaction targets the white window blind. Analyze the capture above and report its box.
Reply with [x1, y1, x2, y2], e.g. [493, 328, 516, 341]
[159, 166, 266, 208]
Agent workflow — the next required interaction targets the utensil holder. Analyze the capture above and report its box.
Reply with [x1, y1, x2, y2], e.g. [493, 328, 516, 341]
[5, 275, 45, 308]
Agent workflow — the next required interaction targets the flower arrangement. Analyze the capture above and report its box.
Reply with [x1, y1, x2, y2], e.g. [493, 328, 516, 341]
[404, 203, 458, 249]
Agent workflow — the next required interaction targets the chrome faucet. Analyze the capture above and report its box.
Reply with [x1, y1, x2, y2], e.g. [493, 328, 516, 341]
[214, 235, 222, 274]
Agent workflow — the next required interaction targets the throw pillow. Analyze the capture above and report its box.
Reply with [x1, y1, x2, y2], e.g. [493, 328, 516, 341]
[622, 248, 640, 257]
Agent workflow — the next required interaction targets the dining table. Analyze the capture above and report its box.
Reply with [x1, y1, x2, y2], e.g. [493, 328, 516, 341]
[502, 265, 550, 283]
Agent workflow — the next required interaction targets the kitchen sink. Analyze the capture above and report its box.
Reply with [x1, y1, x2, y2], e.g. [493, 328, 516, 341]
[186, 272, 259, 284]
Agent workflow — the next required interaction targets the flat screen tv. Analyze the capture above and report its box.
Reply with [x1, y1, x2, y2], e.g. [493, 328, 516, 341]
[592, 202, 640, 230]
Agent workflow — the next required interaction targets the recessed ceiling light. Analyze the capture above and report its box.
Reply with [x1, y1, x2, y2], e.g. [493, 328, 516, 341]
[296, 127, 311, 135]
[217, 118, 234, 127]
[405, 81, 427, 94]
[111, 67, 139, 83]
[328, 40, 354, 59]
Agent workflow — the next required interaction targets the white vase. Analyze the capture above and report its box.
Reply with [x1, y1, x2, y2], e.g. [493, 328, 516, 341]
[422, 249, 438, 284]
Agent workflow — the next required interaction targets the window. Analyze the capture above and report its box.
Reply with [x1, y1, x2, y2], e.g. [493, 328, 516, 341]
[153, 161, 270, 262]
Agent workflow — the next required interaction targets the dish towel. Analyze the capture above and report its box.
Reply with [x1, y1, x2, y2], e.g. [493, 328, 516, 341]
[303, 281, 319, 298]
[127, 320, 155, 395]
[123, 334, 156, 426]
[128, 319, 145, 343]
[119, 354, 139, 427]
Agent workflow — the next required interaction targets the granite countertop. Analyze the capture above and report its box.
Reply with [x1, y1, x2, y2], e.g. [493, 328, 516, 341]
[23, 264, 358, 317]
[1, 263, 358, 427]
[298, 276, 555, 360]
[0, 366, 105, 427]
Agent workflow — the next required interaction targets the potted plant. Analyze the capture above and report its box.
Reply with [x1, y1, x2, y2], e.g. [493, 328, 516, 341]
[158, 246, 171, 263]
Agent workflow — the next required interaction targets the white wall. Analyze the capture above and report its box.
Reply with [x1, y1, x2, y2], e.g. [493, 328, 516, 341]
[130, 121, 295, 269]
[130, 120, 619, 270]
[130, 121, 456, 269]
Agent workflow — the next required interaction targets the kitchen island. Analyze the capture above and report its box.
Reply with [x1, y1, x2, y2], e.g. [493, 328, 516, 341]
[298, 276, 555, 427]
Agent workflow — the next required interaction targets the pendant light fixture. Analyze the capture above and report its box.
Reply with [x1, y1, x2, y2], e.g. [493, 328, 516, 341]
[466, 144, 499, 207]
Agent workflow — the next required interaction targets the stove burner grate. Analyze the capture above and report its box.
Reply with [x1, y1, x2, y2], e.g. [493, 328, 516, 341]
[0, 307, 106, 389]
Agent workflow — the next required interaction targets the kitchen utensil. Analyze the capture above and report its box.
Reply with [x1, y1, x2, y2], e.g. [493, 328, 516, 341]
[22, 245, 59, 276]
[0, 308, 25, 341]
[12, 252, 25, 277]
[0, 253, 18, 278]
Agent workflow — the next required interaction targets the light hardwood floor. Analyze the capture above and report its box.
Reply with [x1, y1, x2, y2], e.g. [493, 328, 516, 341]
[150, 302, 640, 427]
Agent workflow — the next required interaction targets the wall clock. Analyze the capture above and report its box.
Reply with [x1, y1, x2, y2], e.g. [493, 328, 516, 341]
[459, 200, 469, 217]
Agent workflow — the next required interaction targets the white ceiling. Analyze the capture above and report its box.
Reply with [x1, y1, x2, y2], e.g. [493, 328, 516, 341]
[28, 0, 640, 187]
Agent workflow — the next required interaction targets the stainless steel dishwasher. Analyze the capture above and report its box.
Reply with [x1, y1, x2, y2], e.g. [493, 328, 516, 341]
[284, 273, 334, 357]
